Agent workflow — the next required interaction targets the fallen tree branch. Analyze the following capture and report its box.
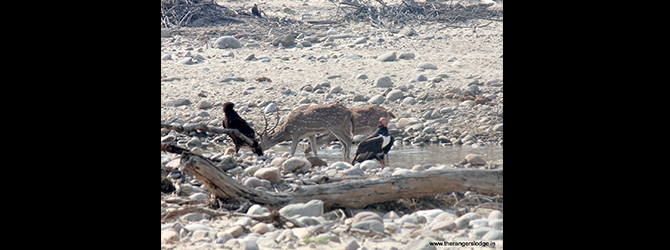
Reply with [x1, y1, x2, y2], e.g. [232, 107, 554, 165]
[166, 145, 503, 209]
[161, 122, 256, 146]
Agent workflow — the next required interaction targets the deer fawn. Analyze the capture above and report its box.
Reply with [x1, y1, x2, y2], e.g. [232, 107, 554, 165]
[304, 105, 396, 154]
[259, 103, 354, 160]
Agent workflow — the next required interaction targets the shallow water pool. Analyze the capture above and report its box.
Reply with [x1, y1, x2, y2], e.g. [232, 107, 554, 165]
[267, 143, 502, 168]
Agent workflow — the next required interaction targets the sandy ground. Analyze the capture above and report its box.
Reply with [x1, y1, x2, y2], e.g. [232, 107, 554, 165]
[161, 0, 502, 132]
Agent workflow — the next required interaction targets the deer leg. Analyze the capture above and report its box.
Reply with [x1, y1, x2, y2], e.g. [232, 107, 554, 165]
[289, 136, 299, 157]
[305, 134, 336, 154]
[308, 134, 318, 157]
[331, 131, 352, 161]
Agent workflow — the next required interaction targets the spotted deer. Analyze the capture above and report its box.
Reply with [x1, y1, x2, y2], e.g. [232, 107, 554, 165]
[304, 105, 396, 154]
[259, 103, 354, 160]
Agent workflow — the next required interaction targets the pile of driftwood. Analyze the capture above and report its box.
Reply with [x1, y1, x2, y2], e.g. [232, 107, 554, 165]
[335, 0, 503, 28]
[161, 0, 243, 28]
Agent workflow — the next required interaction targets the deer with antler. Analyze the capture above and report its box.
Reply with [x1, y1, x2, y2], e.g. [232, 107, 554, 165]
[259, 103, 354, 160]
[304, 105, 396, 154]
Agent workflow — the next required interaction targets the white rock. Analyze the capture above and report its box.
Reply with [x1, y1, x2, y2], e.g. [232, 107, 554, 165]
[264, 103, 277, 114]
[392, 169, 411, 176]
[482, 230, 503, 240]
[488, 210, 503, 220]
[360, 160, 380, 170]
[329, 85, 342, 94]
[355, 73, 368, 80]
[489, 219, 503, 229]
[247, 204, 263, 215]
[454, 212, 482, 229]
[469, 218, 489, 228]
[188, 192, 209, 204]
[470, 227, 494, 239]
[196, 100, 212, 109]
[177, 57, 195, 65]
[493, 123, 503, 132]
[402, 97, 416, 105]
[329, 161, 353, 169]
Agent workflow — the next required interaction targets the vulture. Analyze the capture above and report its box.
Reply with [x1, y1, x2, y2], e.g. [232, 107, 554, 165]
[251, 4, 261, 18]
[222, 102, 263, 156]
[351, 117, 394, 167]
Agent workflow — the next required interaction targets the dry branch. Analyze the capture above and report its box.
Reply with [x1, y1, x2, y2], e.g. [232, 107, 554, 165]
[164, 145, 502, 210]
[161, 122, 256, 146]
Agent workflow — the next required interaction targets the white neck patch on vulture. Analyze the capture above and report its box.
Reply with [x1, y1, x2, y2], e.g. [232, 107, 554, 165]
[381, 135, 390, 148]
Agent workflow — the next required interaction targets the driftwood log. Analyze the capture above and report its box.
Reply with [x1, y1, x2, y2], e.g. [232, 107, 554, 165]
[162, 144, 502, 209]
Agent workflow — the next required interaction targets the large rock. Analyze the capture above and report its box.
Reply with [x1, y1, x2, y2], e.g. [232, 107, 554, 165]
[254, 167, 281, 183]
[214, 36, 242, 49]
[279, 199, 324, 219]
